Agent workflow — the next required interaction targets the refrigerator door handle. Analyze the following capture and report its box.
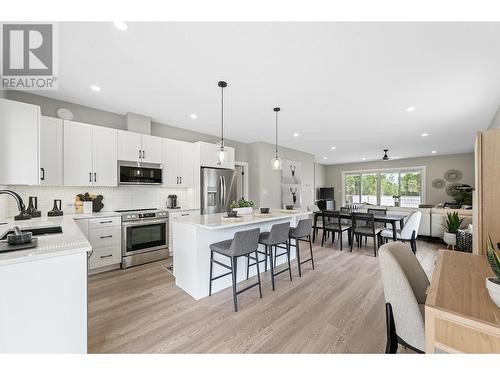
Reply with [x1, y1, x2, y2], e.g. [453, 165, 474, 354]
[222, 176, 226, 206]
[219, 176, 224, 206]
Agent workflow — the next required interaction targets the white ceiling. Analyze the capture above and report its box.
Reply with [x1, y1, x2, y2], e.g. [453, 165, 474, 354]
[40, 22, 500, 164]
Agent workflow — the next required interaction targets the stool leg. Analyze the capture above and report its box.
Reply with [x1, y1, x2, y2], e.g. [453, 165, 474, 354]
[255, 250, 262, 298]
[340, 230, 343, 251]
[231, 256, 238, 312]
[295, 236, 302, 277]
[287, 240, 293, 281]
[264, 245, 268, 271]
[209, 250, 214, 296]
[246, 254, 250, 280]
[270, 246, 276, 291]
[309, 235, 315, 270]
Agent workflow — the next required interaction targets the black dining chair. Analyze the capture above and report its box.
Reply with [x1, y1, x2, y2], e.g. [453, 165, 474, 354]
[350, 212, 382, 257]
[365, 208, 387, 243]
[321, 211, 352, 251]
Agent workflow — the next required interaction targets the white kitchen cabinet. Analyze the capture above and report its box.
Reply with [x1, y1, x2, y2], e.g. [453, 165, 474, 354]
[141, 134, 163, 164]
[168, 209, 200, 254]
[0, 98, 40, 185]
[63, 120, 94, 186]
[40, 116, 63, 186]
[198, 141, 235, 169]
[163, 138, 194, 187]
[64, 120, 118, 187]
[117, 130, 163, 164]
[117, 130, 142, 162]
[92, 126, 118, 186]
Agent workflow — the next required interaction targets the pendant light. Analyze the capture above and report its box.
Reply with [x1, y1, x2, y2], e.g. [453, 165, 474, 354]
[271, 107, 282, 170]
[216, 81, 229, 164]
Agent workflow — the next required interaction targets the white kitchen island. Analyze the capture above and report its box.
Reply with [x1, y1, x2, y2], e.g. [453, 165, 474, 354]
[173, 209, 311, 300]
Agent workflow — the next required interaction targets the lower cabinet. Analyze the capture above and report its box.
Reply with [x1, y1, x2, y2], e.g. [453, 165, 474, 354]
[168, 209, 200, 254]
[75, 216, 122, 274]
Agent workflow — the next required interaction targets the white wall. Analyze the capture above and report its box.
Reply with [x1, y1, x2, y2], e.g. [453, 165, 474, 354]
[325, 152, 474, 206]
[489, 105, 500, 129]
[4, 186, 194, 218]
[314, 163, 327, 199]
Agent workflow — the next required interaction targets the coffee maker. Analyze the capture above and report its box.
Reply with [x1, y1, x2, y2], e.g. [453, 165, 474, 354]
[167, 194, 179, 209]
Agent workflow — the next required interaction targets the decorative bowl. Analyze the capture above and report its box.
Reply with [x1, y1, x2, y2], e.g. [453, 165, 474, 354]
[486, 277, 500, 308]
[226, 211, 237, 218]
[260, 207, 270, 214]
[285, 205, 294, 210]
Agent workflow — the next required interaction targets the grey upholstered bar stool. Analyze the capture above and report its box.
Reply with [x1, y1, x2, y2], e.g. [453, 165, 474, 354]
[247, 222, 292, 291]
[209, 228, 261, 312]
[288, 218, 315, 277]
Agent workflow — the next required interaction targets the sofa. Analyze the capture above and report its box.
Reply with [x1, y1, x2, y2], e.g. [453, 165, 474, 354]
[361, 205, 472, 239]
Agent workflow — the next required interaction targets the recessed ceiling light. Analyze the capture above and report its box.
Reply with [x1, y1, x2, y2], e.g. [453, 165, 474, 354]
[90, 85, 101, 92]
[331, 146, 336, 150]
[293, 132, 299, 137]
[322, 157, 327, 160]
[113, 21, 128, 31]
[190, 114, 197, 119]
[421, 133, 429, 137]
[406, 106, 416, 112]
[362, 157, 367, 161]
[431, 150, 437, 154]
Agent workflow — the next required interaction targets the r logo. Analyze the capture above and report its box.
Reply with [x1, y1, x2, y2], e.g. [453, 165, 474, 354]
[2, 24, 53, 76]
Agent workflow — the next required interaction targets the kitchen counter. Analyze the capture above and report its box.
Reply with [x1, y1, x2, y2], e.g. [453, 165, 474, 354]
[0, 214, 92, 267]
[173, 209, 311, 299]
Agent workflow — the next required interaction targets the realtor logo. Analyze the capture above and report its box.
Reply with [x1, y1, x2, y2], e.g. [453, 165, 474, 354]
[1, 23, 58, 90]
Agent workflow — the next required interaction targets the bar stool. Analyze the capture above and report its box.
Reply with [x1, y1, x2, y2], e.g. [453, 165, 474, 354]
[209, 228, 261, 312]
[247, 222, 292, 291]
[288, 218, 314, 277]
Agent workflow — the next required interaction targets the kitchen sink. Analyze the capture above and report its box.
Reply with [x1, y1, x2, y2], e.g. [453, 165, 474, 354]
[0, 225, 63, 240]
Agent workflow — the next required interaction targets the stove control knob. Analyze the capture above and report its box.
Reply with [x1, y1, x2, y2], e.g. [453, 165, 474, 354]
[126, 215, 131, 219]
[131, 215, 136, 219]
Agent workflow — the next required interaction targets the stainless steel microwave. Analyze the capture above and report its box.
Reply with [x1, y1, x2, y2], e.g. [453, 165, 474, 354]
[119, 162, 163, 185]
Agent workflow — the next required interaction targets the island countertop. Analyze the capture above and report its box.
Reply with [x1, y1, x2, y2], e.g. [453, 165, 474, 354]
[175, 209, 312, 230]
[0, 215, 92, 267]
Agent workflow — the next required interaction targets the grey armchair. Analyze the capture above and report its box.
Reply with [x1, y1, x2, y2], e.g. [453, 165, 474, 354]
[378, 241, 429, 353]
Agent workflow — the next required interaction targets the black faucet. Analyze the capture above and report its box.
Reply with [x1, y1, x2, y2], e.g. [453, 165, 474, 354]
[0, 190, 31, 221]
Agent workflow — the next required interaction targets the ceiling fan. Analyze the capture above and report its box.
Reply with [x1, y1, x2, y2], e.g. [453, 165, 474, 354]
[382, 149, 391, 161]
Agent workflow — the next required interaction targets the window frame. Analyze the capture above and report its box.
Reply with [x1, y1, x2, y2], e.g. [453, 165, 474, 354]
[341, 166, 426, 208]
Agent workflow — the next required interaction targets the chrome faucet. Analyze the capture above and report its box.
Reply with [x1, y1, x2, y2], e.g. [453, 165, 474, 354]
[0, 190, 31, 221]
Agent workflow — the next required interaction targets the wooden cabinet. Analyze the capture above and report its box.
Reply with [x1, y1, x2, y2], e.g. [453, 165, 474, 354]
[0, 98, 40, 185]
[198, 141, 235, 169]
[64, 120, 117, 187]
[40, 116, 63, 186]
[474, 128, 500, 254]
[117, 130, 163, 164]
[163, 138, 194, 187]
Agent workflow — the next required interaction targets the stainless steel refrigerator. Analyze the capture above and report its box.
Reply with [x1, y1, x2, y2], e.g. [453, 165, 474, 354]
[201, 167, 243, 214]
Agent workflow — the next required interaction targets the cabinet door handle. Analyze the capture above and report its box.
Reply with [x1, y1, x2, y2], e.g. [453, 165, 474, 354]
[89, 172, 92, 182]
[142, 150, 145, 159]
[100, 220, 113, 224]
[100, 235, 113, 239]
[180, 176, 182, 184]
[139, 150, 142, 159]
[40, 168, 45, 181]
[100, 254, 113, 259]
[94, 172, 97, 182]
[181, 213, 189, 216]
[176, 177, 179, 184]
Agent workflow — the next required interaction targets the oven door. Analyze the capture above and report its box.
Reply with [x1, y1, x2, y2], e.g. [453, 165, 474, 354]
[122, 219, 168, 257]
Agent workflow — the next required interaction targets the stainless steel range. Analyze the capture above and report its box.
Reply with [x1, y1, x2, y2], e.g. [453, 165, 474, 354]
[117, 208, 169, 269]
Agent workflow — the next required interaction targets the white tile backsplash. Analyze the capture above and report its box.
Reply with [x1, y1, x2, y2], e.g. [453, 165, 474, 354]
[4, 186, 196, 218]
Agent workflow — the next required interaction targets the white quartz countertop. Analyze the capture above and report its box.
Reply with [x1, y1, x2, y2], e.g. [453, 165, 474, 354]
[175, 209, 311, 230]
[0, 215, 92, 267]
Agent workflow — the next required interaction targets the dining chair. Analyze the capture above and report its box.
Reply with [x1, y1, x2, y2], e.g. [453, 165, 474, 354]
[378, 241, 428, 353]
[380, 211, 422, 253]
[350, 212, 382, 257]
[321, 211, 352, 251]
[308, 204, 323, 240]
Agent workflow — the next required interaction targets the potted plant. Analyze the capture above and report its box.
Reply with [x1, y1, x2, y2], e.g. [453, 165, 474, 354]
[486, 236, 500, 308]
[442, 211, 464, 249]
[229, 199, 255, 215]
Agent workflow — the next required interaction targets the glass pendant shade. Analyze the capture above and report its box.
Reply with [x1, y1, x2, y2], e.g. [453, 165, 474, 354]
[271, 156, 282, 170]
[216, 146, 228, 164]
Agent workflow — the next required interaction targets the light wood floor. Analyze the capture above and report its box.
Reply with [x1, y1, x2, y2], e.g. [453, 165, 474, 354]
[88, 234, 441, 353]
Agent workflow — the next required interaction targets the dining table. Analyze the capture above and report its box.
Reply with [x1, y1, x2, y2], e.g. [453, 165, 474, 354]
[311, 210, 408, 242]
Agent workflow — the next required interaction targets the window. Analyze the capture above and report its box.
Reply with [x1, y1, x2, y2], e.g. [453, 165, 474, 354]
[342, 167, 424, 208]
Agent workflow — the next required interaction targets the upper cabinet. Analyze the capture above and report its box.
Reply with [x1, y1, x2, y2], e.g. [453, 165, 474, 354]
[40, 116, 63, 186]
[64, 120, 117, 187]
[163, 139, 194, 188]
[117, 130, 163, 164]
[198, 142, 235, 169]
[0, 98, 40, 185]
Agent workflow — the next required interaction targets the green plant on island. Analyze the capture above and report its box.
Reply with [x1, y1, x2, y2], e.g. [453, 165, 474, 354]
[229, 199, 255, 209]
[442, 211, 464, 234]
